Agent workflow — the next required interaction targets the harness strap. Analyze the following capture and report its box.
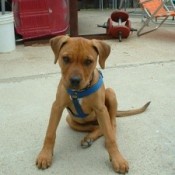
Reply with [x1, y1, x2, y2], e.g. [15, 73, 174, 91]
[67, 98, 88, 118]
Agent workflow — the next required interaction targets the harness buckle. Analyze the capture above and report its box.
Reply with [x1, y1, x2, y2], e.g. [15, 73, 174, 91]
[72, 92, 78, 99]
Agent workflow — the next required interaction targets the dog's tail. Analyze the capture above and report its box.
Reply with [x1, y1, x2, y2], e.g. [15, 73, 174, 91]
[117, 101, 151, 117]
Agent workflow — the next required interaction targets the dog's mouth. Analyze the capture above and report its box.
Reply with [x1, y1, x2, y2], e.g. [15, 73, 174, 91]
[68, 73, 94, 91]
[69, 84, 81, 91]
[68, 81, 90, 91]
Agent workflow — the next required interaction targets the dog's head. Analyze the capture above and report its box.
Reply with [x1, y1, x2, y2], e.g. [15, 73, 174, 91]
[50, 35, 111, 90]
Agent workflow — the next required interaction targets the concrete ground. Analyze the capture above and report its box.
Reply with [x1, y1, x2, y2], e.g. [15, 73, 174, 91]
[0, 9, 175, 175]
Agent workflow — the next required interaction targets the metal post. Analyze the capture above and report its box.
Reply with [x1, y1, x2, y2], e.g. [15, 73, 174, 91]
[1, 0, 6, 15]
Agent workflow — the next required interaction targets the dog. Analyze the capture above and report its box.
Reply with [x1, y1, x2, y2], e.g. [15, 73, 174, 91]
[36, 35, 150, 174]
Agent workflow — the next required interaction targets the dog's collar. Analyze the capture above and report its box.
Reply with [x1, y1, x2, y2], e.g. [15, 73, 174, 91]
[66, 71, 103, 118]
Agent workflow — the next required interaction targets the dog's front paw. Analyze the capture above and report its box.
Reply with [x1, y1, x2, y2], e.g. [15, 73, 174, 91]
[36, 149, 53, 169]
[111, 153, 129, 174]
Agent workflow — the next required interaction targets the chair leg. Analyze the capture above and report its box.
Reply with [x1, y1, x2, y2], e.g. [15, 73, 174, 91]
[113, 0, 118, 9]
[137, 16, 169, 36]
[119, 0, 124, 9]
[99, 0, 103, 10]
[112, 0, 117, 9]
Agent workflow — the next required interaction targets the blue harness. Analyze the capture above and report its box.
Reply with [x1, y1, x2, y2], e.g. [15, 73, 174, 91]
[66, 71, 103, 118]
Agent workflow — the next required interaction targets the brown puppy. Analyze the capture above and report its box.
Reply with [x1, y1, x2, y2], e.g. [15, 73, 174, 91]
[36, 35, 150, 174]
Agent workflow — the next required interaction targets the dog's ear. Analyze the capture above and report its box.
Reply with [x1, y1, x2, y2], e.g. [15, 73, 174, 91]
[50, 35, 70, 64]
[92, 40, 111, 69]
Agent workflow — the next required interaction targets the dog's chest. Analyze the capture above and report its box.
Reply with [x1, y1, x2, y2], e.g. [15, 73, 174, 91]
[67, 97, 89, 115]
[67, 97, 96, 121]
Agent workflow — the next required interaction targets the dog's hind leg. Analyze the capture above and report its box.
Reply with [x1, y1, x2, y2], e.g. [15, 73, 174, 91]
[81, 128, 103, 148]
[66, 115, 98, 132]
[66, 115, 103, 148]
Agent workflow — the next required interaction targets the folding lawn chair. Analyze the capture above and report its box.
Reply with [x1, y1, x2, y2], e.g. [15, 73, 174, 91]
[137, 0, 175, 36]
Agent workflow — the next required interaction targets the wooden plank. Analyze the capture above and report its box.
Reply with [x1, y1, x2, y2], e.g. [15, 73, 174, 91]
[24, 34, 113, 46]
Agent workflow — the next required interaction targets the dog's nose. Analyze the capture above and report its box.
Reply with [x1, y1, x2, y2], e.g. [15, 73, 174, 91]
[70, 76, 81, 87]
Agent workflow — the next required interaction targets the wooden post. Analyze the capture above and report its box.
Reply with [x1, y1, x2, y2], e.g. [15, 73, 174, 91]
[69, 0, 78, 36]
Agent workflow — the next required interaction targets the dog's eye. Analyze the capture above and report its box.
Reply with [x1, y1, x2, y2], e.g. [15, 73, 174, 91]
[84, 59, 93, 66]
[62, 56, 70, 64]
